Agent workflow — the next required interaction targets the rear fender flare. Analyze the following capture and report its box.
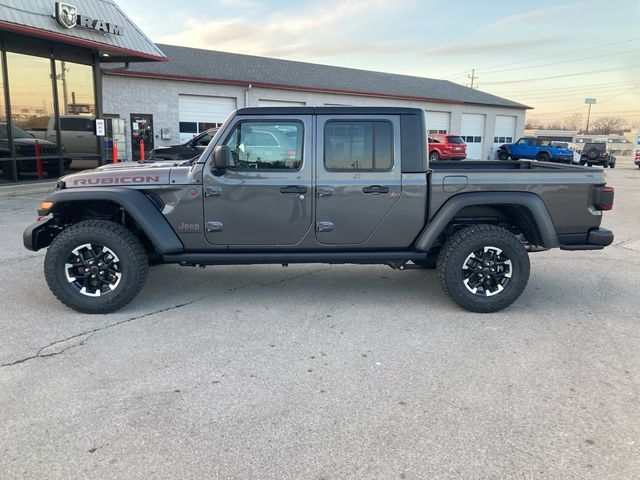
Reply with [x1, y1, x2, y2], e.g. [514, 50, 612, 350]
[414, 192, 559, 251]
[43, 187, 184, 254]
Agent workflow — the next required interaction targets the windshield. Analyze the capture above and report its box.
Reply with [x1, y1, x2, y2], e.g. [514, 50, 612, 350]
[0, 123, 34, 139]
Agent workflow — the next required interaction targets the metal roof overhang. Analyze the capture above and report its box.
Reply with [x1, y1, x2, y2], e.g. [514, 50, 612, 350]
[0, 20, 166, 62]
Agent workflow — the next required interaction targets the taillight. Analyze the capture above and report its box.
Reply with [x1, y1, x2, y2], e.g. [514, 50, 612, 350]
[594, 185, 614, 211]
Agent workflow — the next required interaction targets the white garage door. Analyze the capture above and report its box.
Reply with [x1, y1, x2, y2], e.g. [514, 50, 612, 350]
[178, 95, 237, 143]
[258, 99, 306, 106]
[426, 111, 450, 134]
[493, 115, 517, 158]
[461, 114, 486, 160]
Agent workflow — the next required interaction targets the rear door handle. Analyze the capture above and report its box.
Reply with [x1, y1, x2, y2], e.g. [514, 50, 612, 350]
[280, 185, 307, 195]
[362, 185, 390, 195]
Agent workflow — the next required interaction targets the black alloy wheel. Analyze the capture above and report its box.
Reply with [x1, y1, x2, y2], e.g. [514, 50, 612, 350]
[438, 224, 530, 313]
[44, 220, 148, 313]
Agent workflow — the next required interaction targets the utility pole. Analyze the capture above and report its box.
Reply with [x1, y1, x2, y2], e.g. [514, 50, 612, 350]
[585, 98, 596, 133]
[467, 68, 478, 89]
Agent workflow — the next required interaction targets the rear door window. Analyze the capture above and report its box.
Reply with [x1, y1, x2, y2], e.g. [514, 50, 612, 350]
[324, 121, 393, 171]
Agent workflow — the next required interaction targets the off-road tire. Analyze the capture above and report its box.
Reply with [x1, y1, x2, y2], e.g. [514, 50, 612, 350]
[497, 150, 510, 161]
[437, 224, 530, 313]
[44, 220, 148, 314]
[585, 148, 599, 160]
[536, 152, 550, 162]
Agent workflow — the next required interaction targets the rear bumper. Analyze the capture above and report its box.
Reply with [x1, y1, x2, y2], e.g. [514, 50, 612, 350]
[559, 227, 614, 251]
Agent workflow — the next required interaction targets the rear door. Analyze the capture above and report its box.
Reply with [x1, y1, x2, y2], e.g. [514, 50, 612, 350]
[315, 115, 402, 246]
[203, 115, 313, 246]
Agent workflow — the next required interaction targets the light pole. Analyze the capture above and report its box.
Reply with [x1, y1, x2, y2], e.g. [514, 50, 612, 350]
[585, 98, 596, 133]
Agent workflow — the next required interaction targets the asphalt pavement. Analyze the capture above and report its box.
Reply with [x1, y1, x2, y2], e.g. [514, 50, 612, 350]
[1, 159, 639, 479]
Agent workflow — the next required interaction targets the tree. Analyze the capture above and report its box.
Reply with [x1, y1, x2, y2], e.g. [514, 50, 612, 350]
[589, 116, 626, 135]
[525, 119, 543, 130]
[561, 113, 584, 131]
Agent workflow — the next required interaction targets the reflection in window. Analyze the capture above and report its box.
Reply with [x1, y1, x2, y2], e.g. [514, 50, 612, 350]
[0, 57, 9, 181]
[224, 121, 303, 170]
[324, 121, 392, 171]
[56, 60, 98, 159]
[7, 52, 62, 180]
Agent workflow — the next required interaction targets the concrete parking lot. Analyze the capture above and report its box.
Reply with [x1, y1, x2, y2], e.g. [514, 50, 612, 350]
[1, 160, 639, 479]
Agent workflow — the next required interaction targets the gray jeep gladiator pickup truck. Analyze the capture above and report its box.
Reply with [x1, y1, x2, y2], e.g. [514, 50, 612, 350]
[24, 107, 615, 314]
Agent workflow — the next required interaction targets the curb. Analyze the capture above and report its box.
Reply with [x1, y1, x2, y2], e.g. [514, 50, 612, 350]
[0, 181, 56, 199]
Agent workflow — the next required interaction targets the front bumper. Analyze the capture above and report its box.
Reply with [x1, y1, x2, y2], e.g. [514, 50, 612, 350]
[23, 217, 58, 252]
[560, 227, 614, 251]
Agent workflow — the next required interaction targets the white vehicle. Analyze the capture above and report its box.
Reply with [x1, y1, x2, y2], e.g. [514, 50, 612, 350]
[22, 115, 98, 159]
[550, 141, 581, 164]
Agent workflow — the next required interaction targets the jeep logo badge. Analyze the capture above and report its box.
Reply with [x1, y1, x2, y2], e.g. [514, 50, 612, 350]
[55, 2, 77, 29]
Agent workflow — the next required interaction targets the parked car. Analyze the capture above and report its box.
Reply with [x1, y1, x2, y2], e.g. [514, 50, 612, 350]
[25, 106, 615, 315]
[428, 134, 466, 161]
[634, 150, 639, 169]
[22, 115, 98, 159]
[580, 143, 616, 168]
[0, 123, 70, 178]
[550, 141, 581, 164]
[149, 128, 218, 161]
[497, 137, 574, 163]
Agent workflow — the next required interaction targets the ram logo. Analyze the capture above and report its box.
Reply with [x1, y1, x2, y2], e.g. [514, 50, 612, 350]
[55, 2, 77, 29]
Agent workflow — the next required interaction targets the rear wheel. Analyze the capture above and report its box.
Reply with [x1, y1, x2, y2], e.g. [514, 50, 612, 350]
[438, 225, 530, 313]
[429, 151, 440, 162]
[44, 220, 148, 314]
[536, 152, 550, 162]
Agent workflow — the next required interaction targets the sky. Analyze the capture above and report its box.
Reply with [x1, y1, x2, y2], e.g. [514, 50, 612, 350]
[116, 0, 640, 129]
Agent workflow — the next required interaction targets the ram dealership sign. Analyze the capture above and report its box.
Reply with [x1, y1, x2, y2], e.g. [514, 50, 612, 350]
[55, 2, 123, 35]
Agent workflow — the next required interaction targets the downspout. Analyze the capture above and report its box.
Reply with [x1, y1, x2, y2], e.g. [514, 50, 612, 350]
[245, 83, 252, 107]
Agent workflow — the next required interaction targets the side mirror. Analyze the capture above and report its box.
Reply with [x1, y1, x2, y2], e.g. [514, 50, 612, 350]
[213, 145, 232, 172]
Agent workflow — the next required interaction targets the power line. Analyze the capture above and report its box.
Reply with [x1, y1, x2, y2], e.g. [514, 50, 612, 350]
[481, 64, 640, 85]
[495, 81, 637, 95]
[467, 37, 640, 72]
[478, 48, 640, 75]
[444, 37, 640, 80]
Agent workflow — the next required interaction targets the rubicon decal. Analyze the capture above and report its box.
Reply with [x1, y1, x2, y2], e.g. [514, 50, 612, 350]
[72, 176, 160, 186]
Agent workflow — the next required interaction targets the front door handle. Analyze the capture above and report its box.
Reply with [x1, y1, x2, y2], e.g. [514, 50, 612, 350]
[362, 185, 390, 195]
[280, 185, 307, 195]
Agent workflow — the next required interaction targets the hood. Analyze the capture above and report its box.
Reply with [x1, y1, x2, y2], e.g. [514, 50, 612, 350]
[61, 161, 176, 188]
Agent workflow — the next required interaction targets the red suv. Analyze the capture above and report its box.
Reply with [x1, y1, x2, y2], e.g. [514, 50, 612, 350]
[428, 134, 467, 161]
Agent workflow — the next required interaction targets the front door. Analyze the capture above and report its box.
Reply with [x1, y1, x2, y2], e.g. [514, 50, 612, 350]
[315, 115, 402, 246]
[130, 114, 154, 160]
[203, 115, 313, 246]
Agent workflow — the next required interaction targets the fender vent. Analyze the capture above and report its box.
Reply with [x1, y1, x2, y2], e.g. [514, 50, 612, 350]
[145, 193, 165, 211]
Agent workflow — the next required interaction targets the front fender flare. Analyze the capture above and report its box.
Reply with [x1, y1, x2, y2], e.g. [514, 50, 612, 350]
[414, 191, 559, 252]
[41, 187, 184, 254]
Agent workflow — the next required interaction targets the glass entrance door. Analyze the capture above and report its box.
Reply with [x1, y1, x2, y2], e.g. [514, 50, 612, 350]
[130, 114, 154, 160]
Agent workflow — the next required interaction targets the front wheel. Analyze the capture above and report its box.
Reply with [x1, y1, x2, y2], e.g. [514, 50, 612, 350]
[437, 225, 530, 313]
[44, 220, 148, 314]
[497, 150, 510, 161]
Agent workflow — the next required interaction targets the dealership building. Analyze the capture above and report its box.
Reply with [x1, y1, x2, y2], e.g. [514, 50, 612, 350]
[0, 0, 528, 184]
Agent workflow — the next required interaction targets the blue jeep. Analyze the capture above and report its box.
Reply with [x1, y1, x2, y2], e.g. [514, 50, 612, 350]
[497, 138, 574, 163]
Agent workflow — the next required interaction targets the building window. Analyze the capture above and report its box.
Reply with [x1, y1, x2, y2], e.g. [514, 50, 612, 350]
[324, 121, 393, 171]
